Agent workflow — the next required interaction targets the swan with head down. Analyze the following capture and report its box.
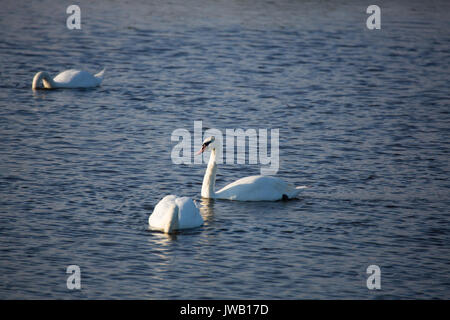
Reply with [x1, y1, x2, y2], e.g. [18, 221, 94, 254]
[196, 136, 307, 201]
[32, 68, 105, 89]
[149, 195, 203, 233]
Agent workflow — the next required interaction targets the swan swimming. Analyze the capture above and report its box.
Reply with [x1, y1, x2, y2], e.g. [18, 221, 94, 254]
[196, 136, 307, 201]
[32, 68, 105, 89]
[148, 195, 204, 233]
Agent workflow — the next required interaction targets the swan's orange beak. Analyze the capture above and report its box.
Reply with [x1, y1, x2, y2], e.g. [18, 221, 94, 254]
[195, 144, 206, 155]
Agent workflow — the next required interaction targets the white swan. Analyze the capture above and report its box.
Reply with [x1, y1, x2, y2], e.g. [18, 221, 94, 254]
[148, 195, 204, 233]
[32, 68, 105, 89]
[196, 136, 307, 201]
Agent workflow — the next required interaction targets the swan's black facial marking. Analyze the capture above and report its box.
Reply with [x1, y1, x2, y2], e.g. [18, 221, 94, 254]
[202, 137, 215, 148]
[199, 140, 211, 154]
[197, 137, 215, 154]
[203, 140, 212, 147]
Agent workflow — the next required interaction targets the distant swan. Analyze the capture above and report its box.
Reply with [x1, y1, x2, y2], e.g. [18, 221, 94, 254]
[149, 195, 203, 233]
[32, 68, 105, 89]
[196, 136, 307, 201]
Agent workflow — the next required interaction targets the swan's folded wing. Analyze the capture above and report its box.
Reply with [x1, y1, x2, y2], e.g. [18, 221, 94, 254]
[53, 70, 102, 88]
[215, 175, 288, 201]
[148, 195, 178, 228]
[175, 197, 203, 229]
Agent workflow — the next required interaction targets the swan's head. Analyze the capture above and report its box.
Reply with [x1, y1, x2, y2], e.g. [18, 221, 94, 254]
[196, 136, 216, 155]
[32, 71, 53, 89]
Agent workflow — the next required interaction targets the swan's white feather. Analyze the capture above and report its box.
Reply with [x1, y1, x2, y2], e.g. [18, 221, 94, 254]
[199, 137, 307, 201]
[149, 195, 203, 233]
[52, 69, 103, 88]
[215, 175, 306, 201]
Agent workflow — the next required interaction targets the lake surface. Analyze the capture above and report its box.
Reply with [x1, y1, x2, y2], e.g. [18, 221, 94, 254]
[0, 0, 449, 299]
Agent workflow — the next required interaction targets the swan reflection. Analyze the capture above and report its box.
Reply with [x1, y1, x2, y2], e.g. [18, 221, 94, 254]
[197, 197, 215, 223]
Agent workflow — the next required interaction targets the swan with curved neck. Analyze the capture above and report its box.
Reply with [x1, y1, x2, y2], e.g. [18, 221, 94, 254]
[196, 136, 307, 201]
[149, 195, 203, 233]
[32, 68, 105, 89]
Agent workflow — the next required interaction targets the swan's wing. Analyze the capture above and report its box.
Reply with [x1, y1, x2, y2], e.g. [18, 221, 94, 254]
[215, 176, 289, 201]
[148, 195, 178, 229]
[149, 196, 203, 232]
[53, 69, 102, 87]
[175, 197, 203, 229]
[53, 70, 81, 83]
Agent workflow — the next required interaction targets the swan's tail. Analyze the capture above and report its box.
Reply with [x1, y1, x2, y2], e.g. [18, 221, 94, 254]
[95, 68, 106, 79]
[288, 185, 308, 199]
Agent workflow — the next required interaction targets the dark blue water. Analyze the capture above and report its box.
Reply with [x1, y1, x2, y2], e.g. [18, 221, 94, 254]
[0, 0, 449, 299]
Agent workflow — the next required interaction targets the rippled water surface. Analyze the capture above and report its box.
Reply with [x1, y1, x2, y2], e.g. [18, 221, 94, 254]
[0, 0, 449, 299]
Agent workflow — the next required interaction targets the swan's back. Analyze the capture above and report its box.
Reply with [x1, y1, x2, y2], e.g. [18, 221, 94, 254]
[149, 195, 203, 233]
[175, 196, 204, 229]
[53, 69, 103, 88]
[215, 175, 304, 201]
[148, 195, 177, 232]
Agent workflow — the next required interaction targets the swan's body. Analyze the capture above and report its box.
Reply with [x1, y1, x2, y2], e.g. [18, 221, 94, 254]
[148, 195, 203, 233]
[212, 174, 306, 201]
[198, 136, 307, 201]
[32, 69, 105, 89]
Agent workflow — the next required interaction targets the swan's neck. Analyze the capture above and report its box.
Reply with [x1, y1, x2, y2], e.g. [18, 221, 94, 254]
[32, 71, 56, 89]
[201, 149, 217, 199]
